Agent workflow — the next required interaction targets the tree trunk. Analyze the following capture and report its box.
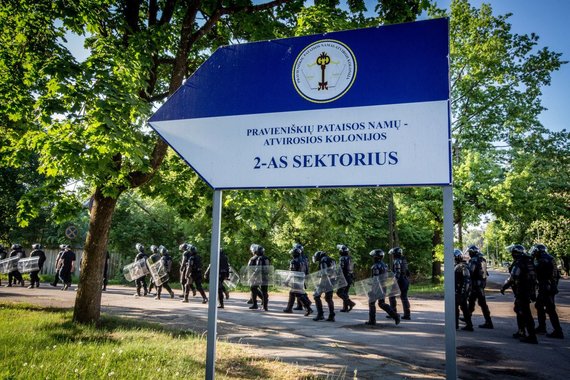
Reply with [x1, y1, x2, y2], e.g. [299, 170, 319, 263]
[73, 187, 118, 324]
[431, 228, 442, 282]
[388, 191, 399, 248]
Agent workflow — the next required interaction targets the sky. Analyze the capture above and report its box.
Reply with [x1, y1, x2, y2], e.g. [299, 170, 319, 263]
[432, 0, 569, 132]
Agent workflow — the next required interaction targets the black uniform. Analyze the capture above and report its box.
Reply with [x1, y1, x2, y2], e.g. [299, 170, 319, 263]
[389, 252, 411, 320]
[534, 251, 563, 338]
[204, 250, 230, 308]
[50, 247, 65, 287]
[102, 251, 110, 291]
[455, 258, 473, 330]
[29, 248, 46, 288]
[134, 251, 148, 296]
[8, 246, 25, 287]
[182, 250, 208, 303]
[501, 249, 537, 343]
[337, 251, 356, 313]
[155, 252, 175, 300]
[0, 245, 7, 286]
[180, 250, 197, 298]
[294, 247, 310, 310]
[366, 253, 400, 325]
[250, 252, 271, 311]
[313, 252, 336, 321]
[283, 250, 313, 316]
[468, 251, 493, 328]
[59, 248, 76, 290]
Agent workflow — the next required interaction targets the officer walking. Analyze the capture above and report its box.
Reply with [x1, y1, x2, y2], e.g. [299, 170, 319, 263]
[467, 245, 493, 329]
[134, 243, 148, 297]
[154, 246, 175, 300]
[179, 243, 197, 299]
[365, 249, 400, 325]
[500, 244, 538, 344]
[50, 244, 66, 287]
[312, 250, 336, 322]
[293, 243, 309, 311]
[28, 244, 46, 289]
[531, 244, 564, 339]
[454, 249, 473, 331]
[336, 244, 356, 313]
[147, 245, 160, 295]
[282, 247, 313, 316]
[388, 247, 411, 320]
[8, 244, 26, 287]
[102, 251, 110, 291]
[248, 244, 271, 311]
[59, 245, 76, 291]
[180, 244, 208, 304]
[0, 245, 7, 287]
[204, 248, 231, 308]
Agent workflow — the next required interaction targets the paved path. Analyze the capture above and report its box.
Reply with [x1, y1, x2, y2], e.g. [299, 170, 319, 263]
[1, 272, 569, 379]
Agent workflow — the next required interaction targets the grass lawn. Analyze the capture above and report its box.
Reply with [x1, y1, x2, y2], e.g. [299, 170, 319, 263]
[0, 302, 314, 380]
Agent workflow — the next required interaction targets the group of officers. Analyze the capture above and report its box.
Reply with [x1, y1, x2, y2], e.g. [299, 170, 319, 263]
[0, 243, 77, 291]
[453, 243, 564, 344]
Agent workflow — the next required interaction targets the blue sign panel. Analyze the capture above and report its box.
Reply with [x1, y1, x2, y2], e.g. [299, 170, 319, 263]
[149, 18, 450, 190]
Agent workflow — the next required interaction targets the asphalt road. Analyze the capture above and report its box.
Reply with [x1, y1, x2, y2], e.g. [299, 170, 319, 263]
[1, 270, 568, 379]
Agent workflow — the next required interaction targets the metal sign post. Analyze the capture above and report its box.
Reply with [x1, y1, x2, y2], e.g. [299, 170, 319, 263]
[443, 185, 457, 379]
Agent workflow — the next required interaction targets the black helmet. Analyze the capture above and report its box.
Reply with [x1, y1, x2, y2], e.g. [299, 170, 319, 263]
[290, 248, 301, 258]
[149, 245, 159, 254]
[453, 249, 464, 263]
[159, 246, 168, 256]
[506, 244, 526, 257]
[11, 244, 22, 250]
[369, 249, 385, 259]
[467, 245, 480, 257]
[388, 247, 403, 257]
[312, 250, 326, 263]
[135, 243, 145, 253]
[250, 244, 264, 256]
[293, 243, 304, 253]
[337, 244, 349, 256]
[32, 243, 42, 250]
[529, 244, 547, 256]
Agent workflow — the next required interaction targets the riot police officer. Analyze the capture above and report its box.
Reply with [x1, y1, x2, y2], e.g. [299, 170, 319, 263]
[336, 244, 356, 313]
[179, 243, 197, 298]
[28, 243, 46, 288]
[312, 250, 336, 322]
[467, 245, 493, 329]
[134, 243, 148, 297]
[147, 245, 160, 295]
[388, 247, 411, 320]
[204, 248, 231, 308]
[501, 244, 538, 344]
[454, 249, 473, 331]
[365, 249, 400, 325]
[180, 244, 208, 304]
[154, 246, 175, 300]
[249, 244, 271, 311]
[59, 245, 76, 291]
[102, 251, 110, 291]
[8, 244, 25, 287]
[0, 244, 7, 286]
[282, 247, 313, 316]
[293, 243, 309, 311]
[531, 244, 564, 339]
[50, 244, 66, 287]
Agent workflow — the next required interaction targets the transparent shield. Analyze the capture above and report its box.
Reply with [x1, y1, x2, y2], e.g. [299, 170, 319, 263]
[354, 275, 401, 303]
[17, 256, 40, 273]
[122, 259, 150, 282]
[274, 270, 306, 293]
[0, 256, 20, 274]
[223, 270, 240, 290]
[306, 266, 347, 295]
[147, 257, 168, 286]
[239, 265, 275, 286]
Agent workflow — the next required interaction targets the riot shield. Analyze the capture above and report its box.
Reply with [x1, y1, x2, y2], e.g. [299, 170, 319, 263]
[122, 259, 150, 282]
[274, 269, 306, 293]
[223, 268, 240, 290]
[17, 256, 40, 274]
[0, 256, 20, 274]
[147, 256, 168, 286]
[306, 266, 347, 295]
[239, 265, 274, 286]
[354, 275, 401, 303]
